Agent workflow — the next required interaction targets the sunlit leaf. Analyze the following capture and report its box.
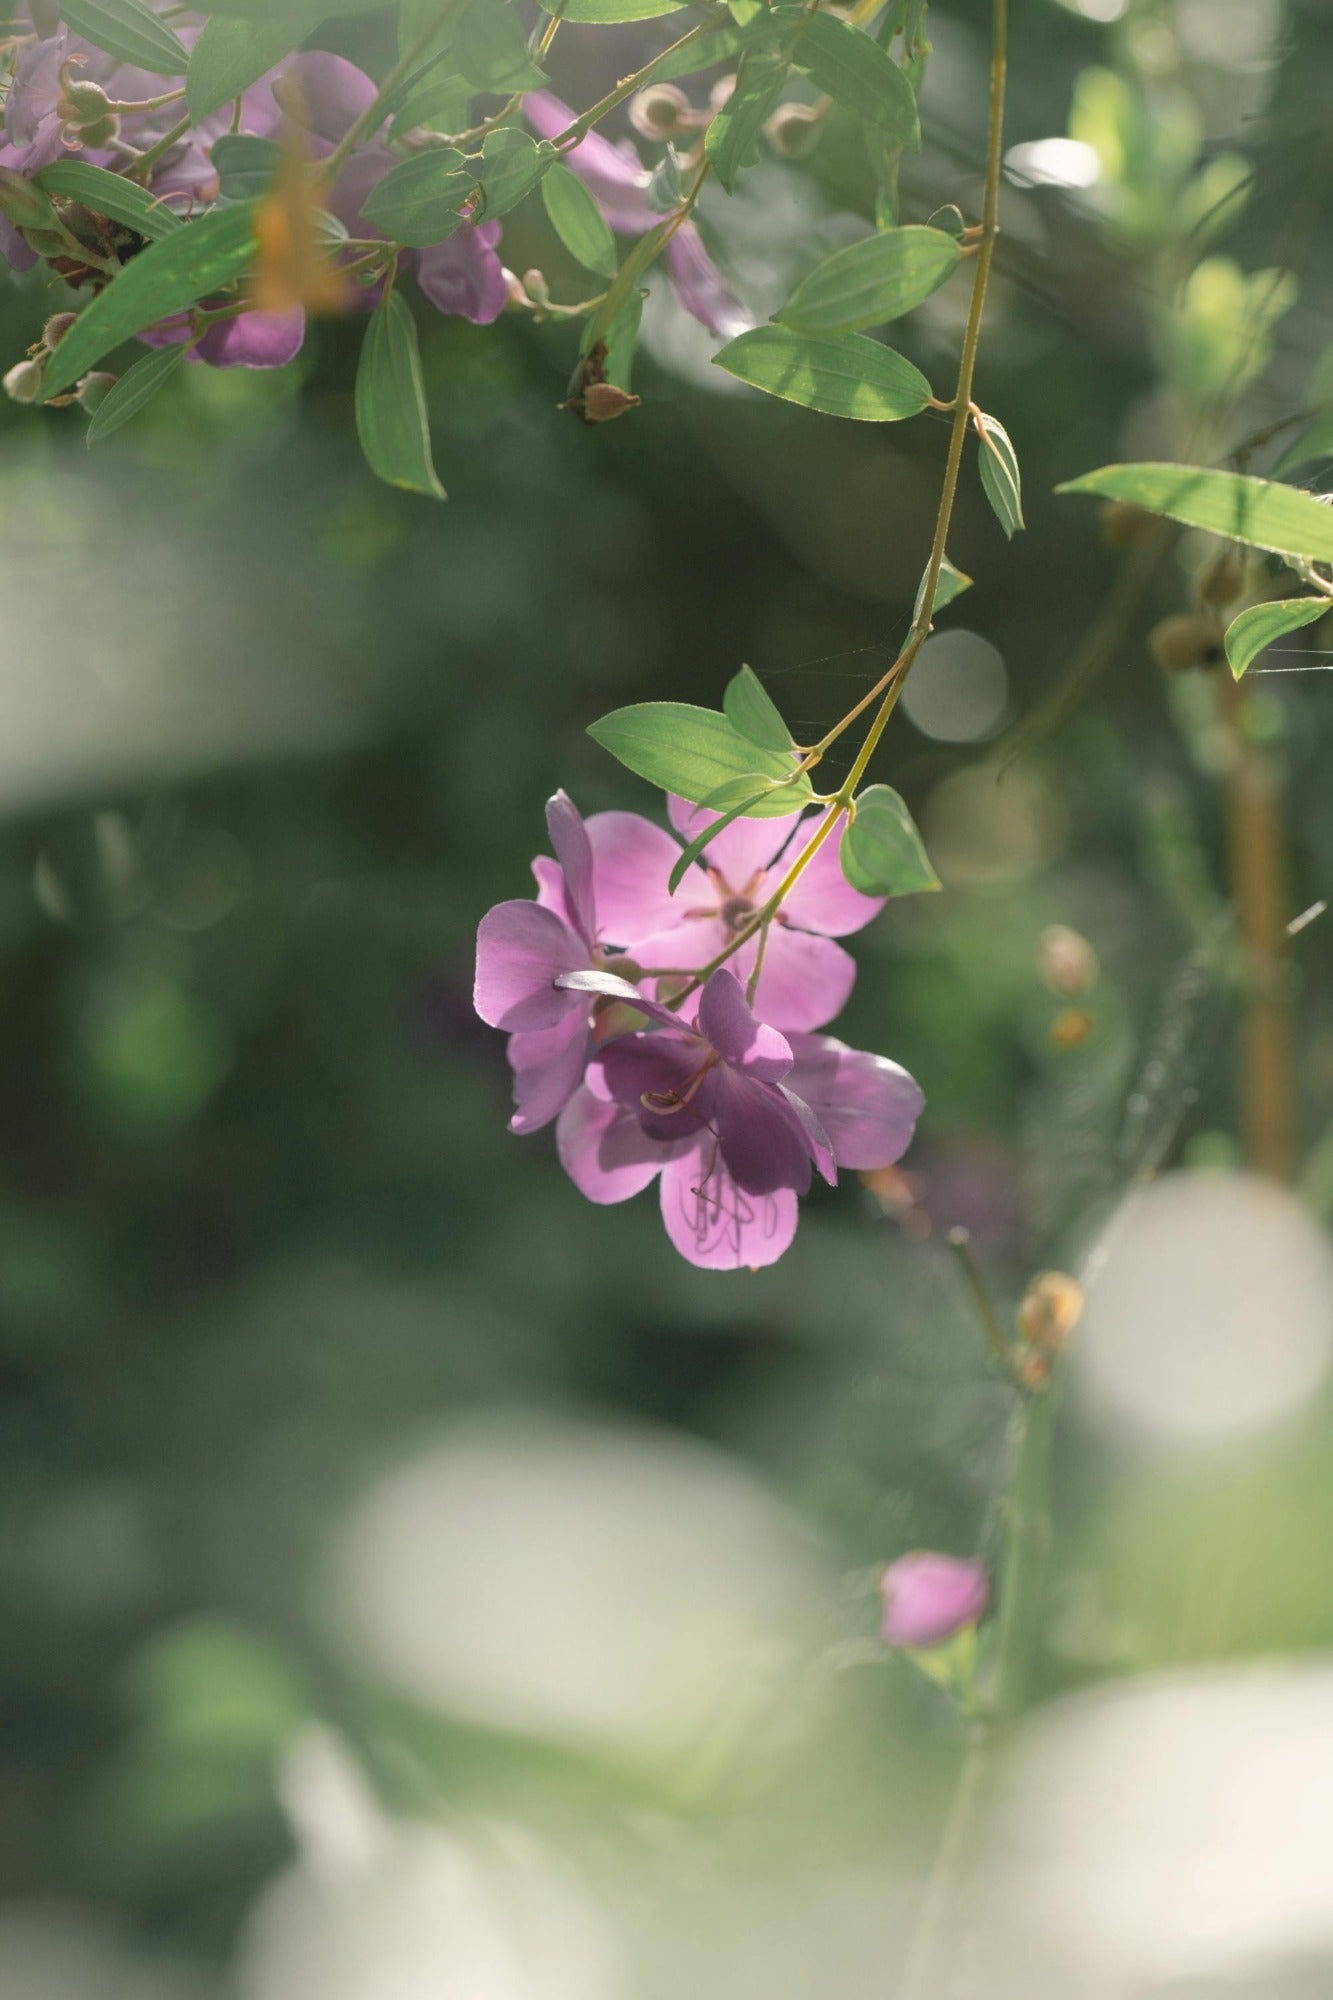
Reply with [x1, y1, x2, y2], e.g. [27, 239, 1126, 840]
[475, 129, 556, 220]
[1224, 597, 1328, 680]
[723, 665, 791, 753]
[535, 0, 685, 17]
[914, 554, 972, 622]
[360, 149, 475, 246]
[795, 12, 919, 144]
[1057, 462, 1333, 565]
[705, 14, 803, 192]
[841, 785, 940, 896]
[355, 290, 445, 500]
[588, 703, 813, 813]
[976, 411, 1024, 537]
[542, 165, 618, 279]
[668, 783, 781, 893]
[777, 226, 962, 335]
[714, 326, 932, 421]
[187, 14, 310, 121]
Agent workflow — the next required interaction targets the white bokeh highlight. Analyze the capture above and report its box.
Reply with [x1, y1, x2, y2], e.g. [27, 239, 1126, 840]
[902, 630, 1008, 743]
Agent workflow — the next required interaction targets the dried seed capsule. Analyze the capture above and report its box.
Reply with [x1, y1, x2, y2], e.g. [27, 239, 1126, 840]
[1148, 611, 1226, 672]
[581, 381, 641, 424]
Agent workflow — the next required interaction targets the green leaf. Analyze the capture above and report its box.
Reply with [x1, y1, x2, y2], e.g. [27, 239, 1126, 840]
[723, 665, 791, 753]
[1056, 463, 1333, 567]
[668, 784, 780, 894]
[35, 160, 183, 241]
[914, 554, 972, 622]
[795, 12, 919, 143]
[187, 15, 309, 122]
[85, 343, 186, 445]
[535, 0, 685, 17]
[62, 0, 189, 72]
[704, 16, 802, 191]
[453, 0, 546, 90]
[1224, 597, 1328, 680]
[1274, 407, 1333, 475]
[588, 703, 813, 813]
[976, 411, 1024, 537]
[542, 164, 618, 279]
[211, 134, 281, 202]
[360, 149, 475, 247]
[475, 128, 555, 220]
[841, 785, 940, 896]
[714, 327, 932, 421]
[42, 201, 258, 401]
[777, 226, 961, 335]
[355, 290, 445, 500]
[644, 23, 746, 82]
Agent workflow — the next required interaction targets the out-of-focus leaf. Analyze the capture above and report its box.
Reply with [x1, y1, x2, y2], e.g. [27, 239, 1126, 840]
[724, 665, 791, 753]
[705, 14, 803, 192]
[535, 0, 685, 17]
[777, 225, 962, 334]
[62, 0, 188, 72]
[35, 160, 183, 240]
[1274, 407, 1333, 475]
[976, 411, 1024, 537]
[361, 149, 475, 246]
[212, 134, 282, 202]
[186, 14, 309, 120]
[588, 703, 813, 813]
[85, 343, 186, 444]
[841, 785, 939, 895]
[542, 165, 618, 278]
[1058, 463, 1333, 565]
[795, 12, 919, 143]
[714, 326, 932, 421]
[452, 0, 546, 90]
[355, 289, 445, 500]
[1224, 597, 1328, 680]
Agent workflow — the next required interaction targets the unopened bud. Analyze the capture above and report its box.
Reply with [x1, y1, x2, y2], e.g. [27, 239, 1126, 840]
[1100, 498, 1157, 550]
[3, 356, 44, 404]
[75, 370, 116, 411]
[1038, 922, 1098, 998]
[581, 380, 641, 424]
[879, 1552, 989, 1650]
[1195, 544, 1246, 610]
[765, 101, 824, 159]
[1016, 1270, 1084, 1353]
[628, 82, 690, 141]
[521, 267, 550, 305]
[62, 77, 112, 124]
[1148, 610, 1225, 672]
[42, 311, 78, 349]
[503, 268, 529, 308]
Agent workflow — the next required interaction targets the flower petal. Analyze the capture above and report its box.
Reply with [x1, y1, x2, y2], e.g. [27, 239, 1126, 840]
[585, 810, 700, 947]
[507, 1008, 589, 1134]
[556, 1083, 673, 1204]
[659, 1145, 798, 1270]
[880, 1553, 989, 1649]
[712, 1066, 813, 1197]
[743, 926, 856, 1033]
[474, 900, 587, 1031]
[778, 812, 887, 936]
[594, 1032, 713, 1143]
[523, 90, 654, 232]
[545, 791, 595, 946]
[196, 308, 305, 369]
[669, 795, 801, 891]
[416, 227, 508, 326]
[664, 223, 753, 340]
[276, 51, 380, 146]
[696, 968, 791, 1080]
[785, 1034, 925, 1169]
[777, 1083, 837, 1186]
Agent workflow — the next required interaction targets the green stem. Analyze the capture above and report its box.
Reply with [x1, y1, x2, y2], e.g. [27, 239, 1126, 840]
[988, 1383, 1055, 1726]
[126, 111, 191, 182]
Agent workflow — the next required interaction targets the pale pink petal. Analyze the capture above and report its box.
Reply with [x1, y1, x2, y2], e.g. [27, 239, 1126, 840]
[659, 1146, 799, 1270]
[585, 811, 699, 946]
[556, 1084, 672, 1204]
[879, 1553, 988, 1649]
[545, 791, 596, 945]
[696, 969, 791, 1080]
[778, 813, 887, 937]
[523, 90, 654, 233]
[785, 1034, 924, 1169]
[532, 855, 565, 915]
[474, 900, 587, 1031]
[623, 918, 727, 977]
[508, 1008, 589, 1134]
[744, 926, 856, 1033]
[664, 223, 753, 339]
[668, 795, 802, 892]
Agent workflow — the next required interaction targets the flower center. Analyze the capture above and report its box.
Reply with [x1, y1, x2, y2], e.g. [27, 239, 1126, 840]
[719, 894, 754, 931]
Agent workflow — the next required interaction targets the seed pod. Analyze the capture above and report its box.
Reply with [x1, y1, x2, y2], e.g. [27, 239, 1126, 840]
[62, 78, 113, 124]
[42, 312, 78, 349]
[629, 82, 690, 141]
[1016, 1269, 1084, 1353]
[1038, 922, 1099, 997]
[3, 356, 45, 404]
[581, 381, 641, 424]
[75, 371, 117, 411]
[765, 101, 824, 158]
[1148, 611, 1226, 673]
[1195, 544, 1246, 610]
[1100, 498, 1157, 550]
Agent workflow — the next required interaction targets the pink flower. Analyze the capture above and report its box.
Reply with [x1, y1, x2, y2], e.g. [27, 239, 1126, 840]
[524, 91, 751, 339]
[879, 1553, 989, 1649]
[585, 798, 885, 1033]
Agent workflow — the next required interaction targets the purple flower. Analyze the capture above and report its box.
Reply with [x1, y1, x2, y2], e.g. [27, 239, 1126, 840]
[523, 91, 751, 339]
[585, 799, 885, 1033]
[879, 1552, 989, 1650]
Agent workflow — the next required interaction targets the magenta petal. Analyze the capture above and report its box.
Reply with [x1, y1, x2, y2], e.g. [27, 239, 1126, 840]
[545, 791, 596, 946]
[749, 926, 856, 1033]
[532, 855, 566, 915]
[416, 228, 508, 325]
[785, 1034, 924, 1169]
[879, 1552, 989, 1649]
[659, 1146, 798, 1270]
[196, 308, 305, 369]
[556, 1083, 672, 1204]
[696, 969, 791, 1080]
[474, 900, 588, 1031]
[712, 1067, 814, 1197]
[778, 813, 887, 937]
[276, 51, 380, 145]
[524, 91, 654, 232]
[664, 223, 753, 340]
[668, 795, 801, 891]
[777, 1083, 837, 1187]
[596, 1030, 709, 1130]
[625, 918, 727, 978]
[585, 811, 698, 947]
[508, 1008, 589, 1134]
[555, 967, 682, 1032]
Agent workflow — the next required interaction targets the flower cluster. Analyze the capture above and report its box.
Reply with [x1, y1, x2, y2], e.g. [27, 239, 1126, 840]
[0, 4, 747, 403]
[474, 791, 923, 1271]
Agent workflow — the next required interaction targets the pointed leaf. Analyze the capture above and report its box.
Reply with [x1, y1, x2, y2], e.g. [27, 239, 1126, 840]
[1057, 463, 1333, 566]
[360, 149, 475, 246]
[85, 342, 186, 444]
[841, 785, 939, 896]
[668, 785, 780, 894]
[714, 326, 931, 421]
[35, 160, 183, 241]
[61, 0, 188, 72]
[187, 14, 309, 122]
[542, 164, 618, 278]
[914, 555, 972, 623]
[1224, 596, 1328, 680]
[212, 134, 282, 202]
[724, 665, 791, 753]
[355, 290, 445, 500]
[1274, 408, 1333, 475]
[795, 12, 919, 144]
[704, 15, 802, 191]
[976, 411, 1024, 537]
[588, 703, 813, 813]
[778, 226, 961, 335]
[475, 128, 556, 219]
[42, 201, 259, 400]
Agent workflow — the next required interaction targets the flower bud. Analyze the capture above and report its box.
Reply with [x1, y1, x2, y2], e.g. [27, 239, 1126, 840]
[521, 267, 550, 306]
[879, 1551, 989, 1650]
[1148, 611, 1225, 672]
[42, 311, 78, 350]
[1100, 498, 1156, 550]
[1195, 544, 1246, 610]
[62, 77, 112, 125]
[3, 356, 45, 404]
[581, 380, 641, 424]
[1016, 1269, 1084, 1353]
[1038, 922, 1098, 998]
[75, 370, 116, 411]
[765, 101, 824, 159]
[629, 82, 690, 141]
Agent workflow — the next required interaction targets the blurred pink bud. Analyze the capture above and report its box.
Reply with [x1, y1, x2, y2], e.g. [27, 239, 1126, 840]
[879, 1551, 988, 1649]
